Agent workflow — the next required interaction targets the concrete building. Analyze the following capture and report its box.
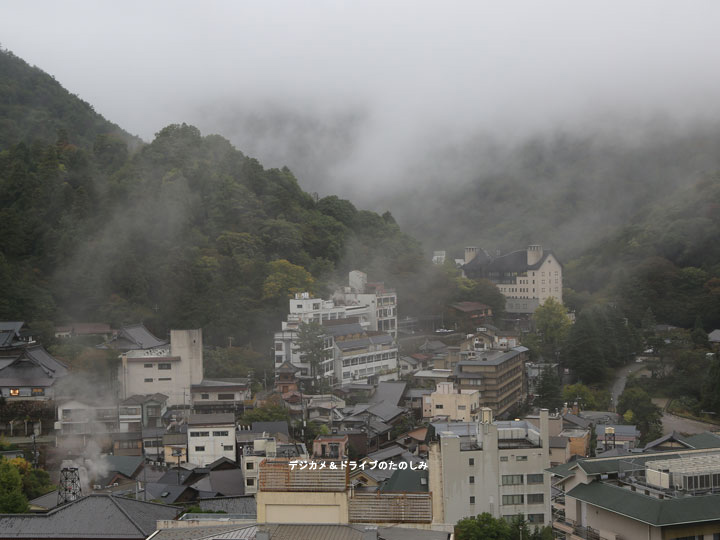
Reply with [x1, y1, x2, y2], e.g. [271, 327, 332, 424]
[241, 437, 308, 494]
[550, 447, 720, 540]
[187, 413, 236, 467]
[273, 271, 398, 385]
[191, 378, 250, 415]
[453, 346, 528, 418]
[462, 245, 563, 314]
[116, 328, 203, 407]
[428, 408, 551, 528]
[424, 382, 480, 422]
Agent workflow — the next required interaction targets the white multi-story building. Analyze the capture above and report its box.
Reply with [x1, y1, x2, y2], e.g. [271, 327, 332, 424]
[274, 271, 398, 385]
[115, 327, 203, 407]
[462, 245, 563, 314]
[187, 413, 236, 467]
[241, 437, 308, 494]
[428, 408, 552, 528]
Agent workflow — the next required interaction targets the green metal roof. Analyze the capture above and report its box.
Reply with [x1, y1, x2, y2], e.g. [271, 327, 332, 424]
[381, 469, 429, 493]
[568, 482, 720, 526]
[683, 432, 720, 449]
[546, 461, 577, 478]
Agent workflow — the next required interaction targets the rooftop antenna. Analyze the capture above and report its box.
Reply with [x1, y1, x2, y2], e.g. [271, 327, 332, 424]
[58, 467, 82, 506]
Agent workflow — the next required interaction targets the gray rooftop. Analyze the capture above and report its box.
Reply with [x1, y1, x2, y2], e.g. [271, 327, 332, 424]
[0, 494, 179, 538]
[99, 323, 168, 350]
[188, 413, 236, 426]
[369, 381, 407, 406]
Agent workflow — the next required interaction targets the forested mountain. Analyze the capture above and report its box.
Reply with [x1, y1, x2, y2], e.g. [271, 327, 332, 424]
[1, 49, 489, 349]
[0, 48, 141, 150]
[390, 123, 720, 329]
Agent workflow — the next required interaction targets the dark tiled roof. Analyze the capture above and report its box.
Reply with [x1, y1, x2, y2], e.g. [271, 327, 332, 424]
[335, 333, 394, 352]
[369, 381, 407, 406]
[251, 421, 290, 437]
[188, 413, 235, 426]
[568, 481, 720, 526]
[0, 494, 179, 538]
[103, 455, 145, 478]
[99, 323, 167, 350]
[381, 469, 429, 493]
[197, 495, 257, 515]
[152, 525, 258, 540]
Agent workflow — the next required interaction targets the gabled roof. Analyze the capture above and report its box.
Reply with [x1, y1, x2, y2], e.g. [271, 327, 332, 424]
[0, 494, 179, 538]
[275, 360, 298, 374]
[642, 431, 695, 451]
[369, 381, 407, 406]
[121, 393, 169, 406]
[0, 345, 68, 387]
[190, 469, 245, 496]
[250, 421, 290, 437]
[103, 455, 145, 479]
[0, 322, 24, 348]
[98, 323, 168, 350]
[567, 481, 720, 526]
[381, 468, 429, 493]
[366, 401, 405, 423]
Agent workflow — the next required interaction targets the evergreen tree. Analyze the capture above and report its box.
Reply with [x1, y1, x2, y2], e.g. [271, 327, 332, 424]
[535, 365, 563, 412]
[0, 460, 28, 513]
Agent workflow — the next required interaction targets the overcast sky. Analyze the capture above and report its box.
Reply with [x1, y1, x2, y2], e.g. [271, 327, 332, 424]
[3, 1, 720, 201]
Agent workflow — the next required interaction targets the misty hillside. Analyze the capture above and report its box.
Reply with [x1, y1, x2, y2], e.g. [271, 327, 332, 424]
[0, 50, 458, 349]
[392, 123, 720, 260]
[0, 48, 141, 150]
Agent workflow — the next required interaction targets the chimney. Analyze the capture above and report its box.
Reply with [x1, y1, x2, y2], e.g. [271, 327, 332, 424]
[527, 245, 544, 266]
[540, 408, 549, 450]
[465, 247, 478, 264]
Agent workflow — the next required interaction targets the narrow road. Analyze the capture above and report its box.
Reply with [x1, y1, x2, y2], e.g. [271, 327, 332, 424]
[661, 413, 719, 435]
[610, 361, 641, 408]
[610, 361, 720, 435]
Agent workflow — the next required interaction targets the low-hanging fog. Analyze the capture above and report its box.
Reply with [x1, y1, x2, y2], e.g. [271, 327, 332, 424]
[3, 1, 720, 255]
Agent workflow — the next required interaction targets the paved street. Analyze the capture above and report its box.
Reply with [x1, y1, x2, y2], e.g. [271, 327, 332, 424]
[661, 412, 719, 435]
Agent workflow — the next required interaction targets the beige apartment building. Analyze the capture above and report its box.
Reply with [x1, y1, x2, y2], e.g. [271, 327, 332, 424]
[453, 346, 527, 417]
[463, 245, 563, 314]
[428, 408, 552, 528]
[424, 382, 480, 422]
[117, 328, 203, 407]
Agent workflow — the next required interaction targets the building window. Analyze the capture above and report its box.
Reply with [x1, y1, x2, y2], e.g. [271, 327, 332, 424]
[469, 476, 475, 484]
[275, 343, 283, 351]
[502, 495, 524, 505]
[458, 405, 466, 410]
[158, 363, 171, 370]
[201, 393, 209, 399]
[212, 431, 229, 437]
[501, 475, 523, 485]
[469, 458, 474, 466]
[144, 378, 153, 383]
[528, 514, 544, 524]
[500, 456, 508, 462]
[194, 446, 205, 452]
[144, 363, 152, 368]
[190, 431, 210, 437]
[527, 474, 544, 484]
[247, 478, 255, 486]
[469, 496, 475, 504]
[218, 394, 235, 400]
[223, 445, 234, 451]
[246, 462, 254, 470]
[516, 455, 528, 461]
[31, 388, 45, 396]
[527, 493, 544, 504]
[159, 377, 171, 381]
[435, 404, 443, 409]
